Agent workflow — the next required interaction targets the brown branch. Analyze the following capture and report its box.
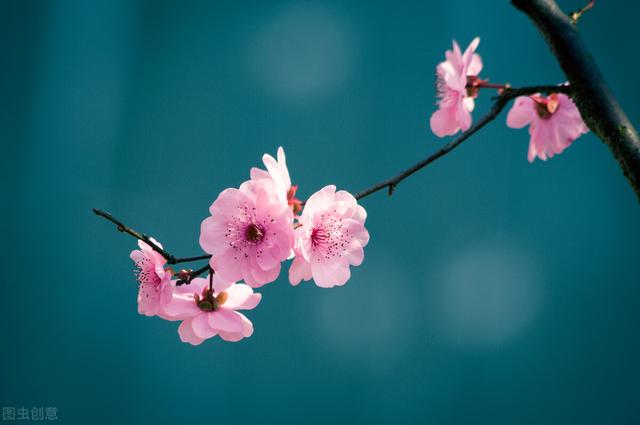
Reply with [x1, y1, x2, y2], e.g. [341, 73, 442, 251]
[512, 0, 640, 201]
[354, 85, 571, 201]
[92, 208, 211, 265]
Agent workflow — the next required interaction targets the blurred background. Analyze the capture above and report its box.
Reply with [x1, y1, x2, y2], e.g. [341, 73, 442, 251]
[2, 0, 639, 423]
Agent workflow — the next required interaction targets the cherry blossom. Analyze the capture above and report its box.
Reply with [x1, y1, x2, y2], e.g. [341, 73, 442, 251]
[506, 92, 588, 162]
[130, 239, 174, 317]
[430, 37, 483, 137]
[250, 146, 302, 214]
[200, 178, 295, 287]
[289, 185, 369, 288]
[161, 275, 260, 345]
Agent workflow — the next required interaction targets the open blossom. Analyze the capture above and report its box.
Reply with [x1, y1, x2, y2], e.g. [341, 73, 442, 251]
[430, 37, 483, 137]
[289, 185, 369, 288]
[250, 146, 302, 214]
[161, 275, 260, 345]
[200, 178, 295, 287]
[506, 92, 588, 162]
[130, 239, 174, 317]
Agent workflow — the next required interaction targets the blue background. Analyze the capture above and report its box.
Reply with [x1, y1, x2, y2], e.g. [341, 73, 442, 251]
[2, 0, 639, 423]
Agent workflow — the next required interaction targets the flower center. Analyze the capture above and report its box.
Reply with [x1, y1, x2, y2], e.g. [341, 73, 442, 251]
[245, 223, 264, 243]
[435, 71, 448, 101]
[465, 75, 482, 98]
[533, 94, 559, 119]
[194, 289, 228, 312]
[311, 226, 328, 248]
[134, 258, 161, 286]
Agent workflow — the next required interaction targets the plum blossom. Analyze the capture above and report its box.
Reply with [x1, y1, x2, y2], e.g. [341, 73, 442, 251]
[200, 178, 295, 287]
[289, 185, 369, 288]
[506, 92, 588, 162]
[430, 37, 483, 137]
[250, 146, 302, 214]
[130, 239, 174, 317]
[161, 275, 260, 345]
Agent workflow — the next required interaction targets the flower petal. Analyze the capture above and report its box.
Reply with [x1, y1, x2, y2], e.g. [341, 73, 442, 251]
[209, 309, 244, 333]
[178, 319, 205, 346]
[223, 284, 262, 310]
[507, 96, 535, 129]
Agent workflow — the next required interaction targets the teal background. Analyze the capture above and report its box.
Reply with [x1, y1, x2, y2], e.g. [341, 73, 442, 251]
[2, 0, 639, 423]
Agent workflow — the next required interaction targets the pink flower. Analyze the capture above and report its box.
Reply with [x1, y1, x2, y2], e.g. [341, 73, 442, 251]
[506, 92, 588, 162]
[200, 178, 295, 287]
[430, 37, 483, 137]
[289, 185, 369, 288]
[161, 275, 261, 345]
[130, 239, 174, 317]
[250, 146, 302, 214]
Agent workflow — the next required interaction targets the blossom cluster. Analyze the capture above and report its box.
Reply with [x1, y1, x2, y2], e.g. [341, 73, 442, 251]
[129, 148, 369, 345]
[123, 37, 590, 347]
[430, 37, 588, 161]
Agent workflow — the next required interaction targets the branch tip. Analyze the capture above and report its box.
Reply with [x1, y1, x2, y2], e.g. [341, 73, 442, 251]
[352, 84, 570, 202]
[570, 0, 595, 24]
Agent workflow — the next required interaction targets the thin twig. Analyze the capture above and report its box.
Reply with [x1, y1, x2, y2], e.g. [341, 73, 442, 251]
[354, 84, 571, 201]
[570, 0, 595, 24]
[173, 255, 212, 264]
[92, 208, 211, 265]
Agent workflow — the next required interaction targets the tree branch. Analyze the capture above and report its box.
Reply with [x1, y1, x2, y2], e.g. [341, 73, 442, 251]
[511, 0, 640, 201]
[92, 208, 211, 265]
[354, 85, 571, 201]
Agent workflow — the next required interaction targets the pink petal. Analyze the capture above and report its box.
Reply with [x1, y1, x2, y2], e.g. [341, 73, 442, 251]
[343, 243, 364, 266]
[255, 245, 280, 271]
[199, 216, 230, 255]
[191, 313, 217, 339]
[217, 312, 254, 341]
[311, 258, 351, 288]
[289, 254, 312, 286]
[456, 101, 473, 132]
[430, 105, 461, 137]
[178, 319, 205, 346]
[303, 185, 336, 216]
[247, 257, 280, 288]
[250, 167, 270, 180]
[507, 97, 535, 129]
[211, 251, 246, 284]
[218, 331, 244, 342]
[161, 293, 200, 321]
[467, 53, 483, 76]
[461, 37, 480, 69]
[130, 250, 144, 263]
[223, 284, 262, 310]
[209, 309, 244, 333]
[239, 312, 254, 337]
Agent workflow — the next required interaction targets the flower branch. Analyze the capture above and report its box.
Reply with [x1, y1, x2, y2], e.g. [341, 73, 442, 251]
[512, 0, 640, 200]
[354, 84, 571, 201]
[92, 208, 211, 265]
[91, 1, 638, 346]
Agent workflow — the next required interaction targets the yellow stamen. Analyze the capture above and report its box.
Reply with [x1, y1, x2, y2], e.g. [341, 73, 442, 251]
[216, 291, 229, 306]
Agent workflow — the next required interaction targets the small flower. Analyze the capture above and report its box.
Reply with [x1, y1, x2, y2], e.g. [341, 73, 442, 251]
[506, 92, 588, 162]
[289, 185, 369, 288]
[200, 178, 295, 287]
[250, 146, 302, 213]
[130, 239, 174, 317]
[161, 275, 261, 345]
[430, 37, 483, 137]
